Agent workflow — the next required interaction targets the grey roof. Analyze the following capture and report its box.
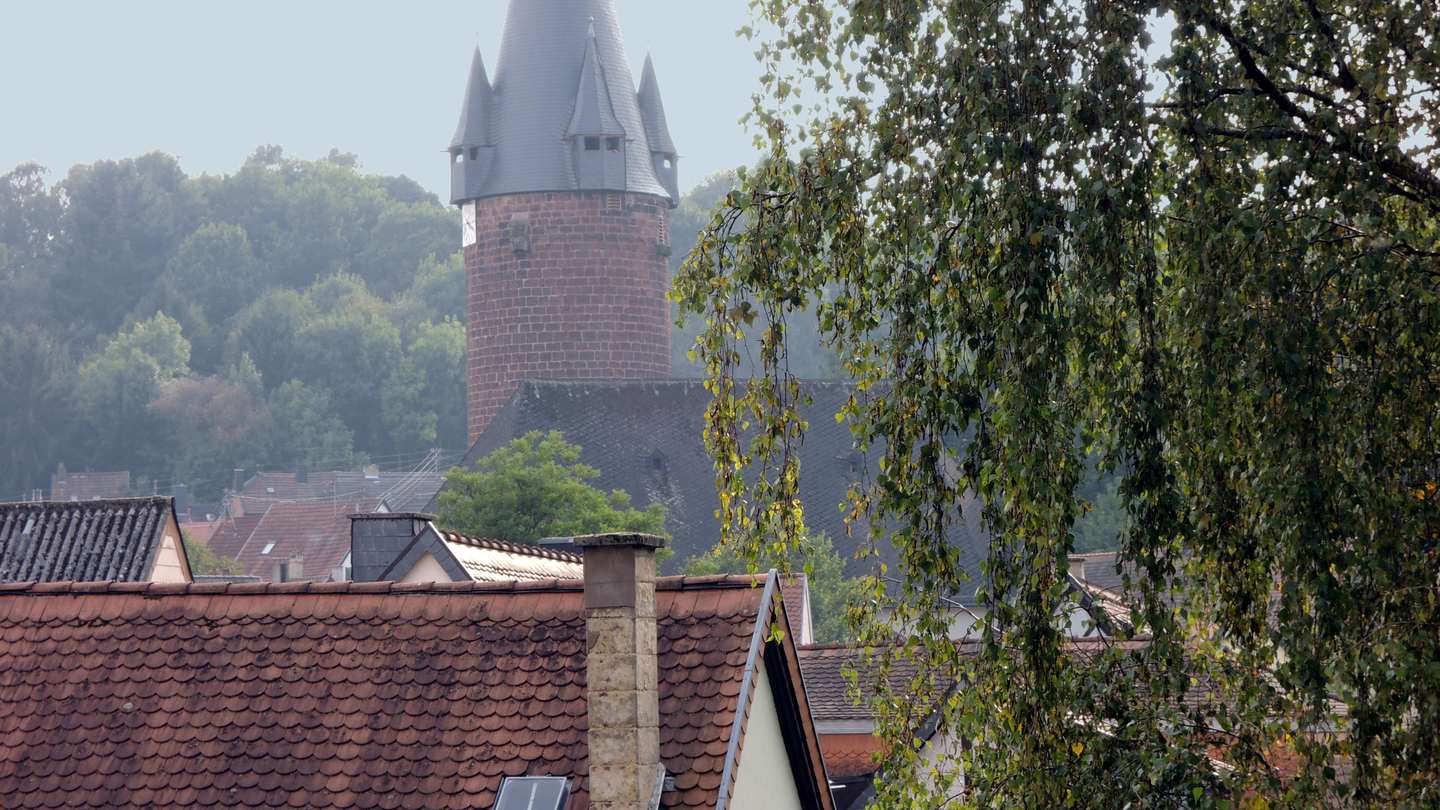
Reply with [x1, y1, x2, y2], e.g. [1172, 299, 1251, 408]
[637, 55, 676, 155]
[439, 379, 988, 578]
[0, 497, 178, 582]
[450, 48, 494, 148]
[449, 0, 674, 202]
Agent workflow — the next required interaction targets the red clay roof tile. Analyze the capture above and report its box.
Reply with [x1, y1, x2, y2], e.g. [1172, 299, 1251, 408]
[0, 577, 771, 809]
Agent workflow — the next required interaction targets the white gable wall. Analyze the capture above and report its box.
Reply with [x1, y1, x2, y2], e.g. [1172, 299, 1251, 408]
[148, 522, 190, 583]
[400, 552, 454, 584]
[728, 658, 805, 810]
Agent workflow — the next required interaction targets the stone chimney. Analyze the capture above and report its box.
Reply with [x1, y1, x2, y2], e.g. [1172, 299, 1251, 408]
[576, 532, 666, 810]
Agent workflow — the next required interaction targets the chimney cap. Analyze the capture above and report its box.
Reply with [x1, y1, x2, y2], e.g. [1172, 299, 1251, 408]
[573, 532, 666, 551]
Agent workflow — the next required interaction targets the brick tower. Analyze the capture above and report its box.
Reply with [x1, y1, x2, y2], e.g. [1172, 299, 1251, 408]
[450, 0, 680, 442]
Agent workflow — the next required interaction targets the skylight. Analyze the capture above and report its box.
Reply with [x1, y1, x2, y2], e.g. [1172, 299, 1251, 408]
[260, 543, 275, 555]
[493, 776, 569, 810]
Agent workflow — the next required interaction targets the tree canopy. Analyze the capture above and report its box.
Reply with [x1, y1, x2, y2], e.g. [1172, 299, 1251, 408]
[675, 1, 1438, 807]
[683, 528, 861, 644]
[437, 431, 667, 544]
[0, 151, 819, 503]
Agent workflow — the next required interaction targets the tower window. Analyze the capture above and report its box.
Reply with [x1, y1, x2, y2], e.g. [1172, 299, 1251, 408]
[452, 149, 463, 164]
[663, 158, 673, 170]
[469, 147, 478, 160]
[584, 136, 601, 151]
[606, 137, 622, 152]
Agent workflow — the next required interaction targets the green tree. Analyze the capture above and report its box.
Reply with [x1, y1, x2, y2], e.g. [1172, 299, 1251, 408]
[381, 319, 467, 456]
[292, 274, 403, 451]
[267, 380, 363, 472]
[391, 252, 466, 332]
[73, 313, 191, 472]
[223, 288, 314, 393]
[0, 326, 76, 499]
[675, 2, 1439, 807]
[50, 153, 199, 342]
[156, 223, 258, 371]
[149, 376, 271, 500]
[181, 532, 242, 576]
[684, 528, 861, 643]
[0, 164, 63, 329]
[438, 431, 666, 543]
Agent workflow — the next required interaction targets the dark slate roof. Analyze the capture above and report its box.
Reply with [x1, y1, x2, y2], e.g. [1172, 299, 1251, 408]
[637, 55, 677, 155]
[451, 48, 494, 148]
[0, 575, 831, 810]
[444, 379, 989, 580]
[0, 498, 177, 583]
[452, 0, 673, 201]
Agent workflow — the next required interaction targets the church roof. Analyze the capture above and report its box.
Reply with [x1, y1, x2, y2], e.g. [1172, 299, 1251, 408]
[450, 0, 674, 202]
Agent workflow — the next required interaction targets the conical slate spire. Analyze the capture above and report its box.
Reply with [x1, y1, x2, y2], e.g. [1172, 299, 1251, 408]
[447, 0, 677, 204]
[566, 19, 626, 137]
[451, 48, 494, 149]
[637, 54, 676, 155]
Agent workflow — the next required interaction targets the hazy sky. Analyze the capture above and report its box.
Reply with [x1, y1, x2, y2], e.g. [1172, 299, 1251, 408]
[1, 1, 763, 197]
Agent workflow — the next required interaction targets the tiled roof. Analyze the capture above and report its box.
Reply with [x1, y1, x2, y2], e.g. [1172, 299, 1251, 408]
[237, 472, 443, 515]
[232, 499, 379, 581]
[817, 734, 888, 780]
[449, 379, 989, 582]
[48, 471, 130, 501]
[0, 498, 176, 583]
[0, 576, 791, 810]
[797, 644, 957, 724]
[436, 531, 585, 581]
[205, 514, 262, 561]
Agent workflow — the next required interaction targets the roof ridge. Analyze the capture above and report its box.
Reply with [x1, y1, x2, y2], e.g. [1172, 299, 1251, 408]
[0, 573, 770, 597]
[0, 496, 172, 509]
[438, 531, 584, 562]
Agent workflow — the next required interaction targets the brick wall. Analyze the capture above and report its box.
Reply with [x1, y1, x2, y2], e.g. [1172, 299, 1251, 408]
[466, 191, 672, 442]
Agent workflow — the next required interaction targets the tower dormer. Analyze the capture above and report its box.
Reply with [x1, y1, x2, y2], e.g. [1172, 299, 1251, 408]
[637, 55, 679, 204]
[450, 48, 495, 206]
[566, 21, 628, 191]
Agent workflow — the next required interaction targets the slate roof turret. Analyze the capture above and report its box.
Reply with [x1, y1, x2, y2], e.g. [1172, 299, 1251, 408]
[450, 47, 494, 149]
[637, 54, 677, 155]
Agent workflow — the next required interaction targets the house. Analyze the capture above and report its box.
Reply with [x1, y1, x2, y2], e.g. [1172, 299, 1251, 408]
[798, 644, 961, 809]
[210, 498, 378, 582]
[48, 465, 131, 501]
[0, 497, 191, 584]
[228, 467, 444, 517]
[349, 513, 585, 583]
[0, 534, 834, 810]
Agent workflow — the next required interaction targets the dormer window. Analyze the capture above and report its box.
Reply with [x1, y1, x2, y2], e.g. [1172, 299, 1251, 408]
[584, 136, 601, 151]
[606, 137, 622, 152]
